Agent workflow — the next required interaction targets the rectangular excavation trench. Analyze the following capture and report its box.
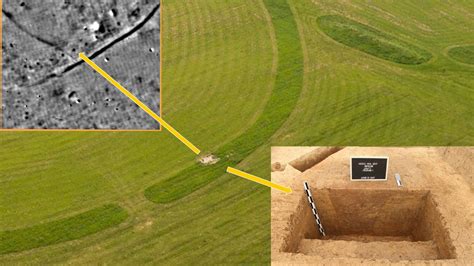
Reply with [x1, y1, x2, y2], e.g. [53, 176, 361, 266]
[283, 189, 455, 262]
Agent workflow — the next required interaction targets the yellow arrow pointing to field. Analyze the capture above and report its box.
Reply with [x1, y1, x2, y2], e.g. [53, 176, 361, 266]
[80, 53, 290, 193]
[227, 167, 292, 193]
[79, 53, 201, 155]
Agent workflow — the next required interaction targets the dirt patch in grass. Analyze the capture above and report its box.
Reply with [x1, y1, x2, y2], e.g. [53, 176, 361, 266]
[317, 15, 432, 65]
[447, 45, 474, 65]
[198, 154, 220, 165]
[0, 204, 128, 254]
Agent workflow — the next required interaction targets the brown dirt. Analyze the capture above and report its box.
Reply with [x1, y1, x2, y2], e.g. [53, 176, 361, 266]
[298, 239, 439, 261]
[271, 162, 287, 172]
[271, 147, 473, 265]
[288, 146, 342, 172]
[437, 147, 474, 189]
[198, 154, 220, 165]
[271, 146, 317, 165]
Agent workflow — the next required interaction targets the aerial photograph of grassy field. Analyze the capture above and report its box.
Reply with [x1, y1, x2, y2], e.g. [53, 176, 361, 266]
[1, 0, 473, 264]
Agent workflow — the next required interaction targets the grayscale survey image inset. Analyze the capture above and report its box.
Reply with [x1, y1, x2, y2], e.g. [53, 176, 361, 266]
[271, 147, 473, 264]
[2, 0, 160, 129]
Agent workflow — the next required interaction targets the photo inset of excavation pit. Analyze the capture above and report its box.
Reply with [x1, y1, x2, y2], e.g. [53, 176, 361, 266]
[271, 147, 473, 265]
[287, 189, 454, 261]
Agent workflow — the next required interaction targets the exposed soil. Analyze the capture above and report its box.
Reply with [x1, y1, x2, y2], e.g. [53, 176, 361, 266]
[288, 146, 342, 172]
[198, 154, 220, 165]
[271, 147, 473, 265]
[298, 239, 439, 261]
[437, 147, 474, 189]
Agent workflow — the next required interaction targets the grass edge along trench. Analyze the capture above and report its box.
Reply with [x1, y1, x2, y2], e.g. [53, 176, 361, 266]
[0, 204, 128, 255]
[144, 0, 304, 204]
[317, 15, 432, 65]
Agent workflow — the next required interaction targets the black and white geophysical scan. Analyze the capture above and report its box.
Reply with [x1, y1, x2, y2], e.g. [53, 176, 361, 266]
[2, 0, 160, 129]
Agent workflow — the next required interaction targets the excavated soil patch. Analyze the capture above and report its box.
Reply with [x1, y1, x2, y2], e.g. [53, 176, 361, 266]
[284, 188, 454, 261]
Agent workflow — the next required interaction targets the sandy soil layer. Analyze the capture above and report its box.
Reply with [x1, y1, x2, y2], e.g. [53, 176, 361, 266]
[298, 239, 439, 261]
[271, 147, 317, 165]
[271, 147, 473, 265]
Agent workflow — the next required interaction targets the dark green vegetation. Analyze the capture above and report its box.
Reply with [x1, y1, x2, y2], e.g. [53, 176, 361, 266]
[447, 45, 474, 65]
[1, 0, 473, 264]
[0, 204, 127, 254]
[144, 0, 303, 203]
[317, 15, 432, 65]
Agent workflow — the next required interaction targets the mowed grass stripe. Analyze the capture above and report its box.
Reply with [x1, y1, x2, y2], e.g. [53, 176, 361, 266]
[144, 0, 304, 203]
[317, 15, 432, 65]
[0, 204, 128, 254]
[278, 0, 474, 146]
[448, 45, 474, 65]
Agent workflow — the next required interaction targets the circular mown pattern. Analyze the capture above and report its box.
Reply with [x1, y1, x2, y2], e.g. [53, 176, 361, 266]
[0, 0, 279, 263]
[447, 45, 474, 65]
[317, 15, 432, 65]
[144, 0, 305, 204]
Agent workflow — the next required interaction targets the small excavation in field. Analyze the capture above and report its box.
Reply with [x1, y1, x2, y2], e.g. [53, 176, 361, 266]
[198, 154, 220, 165]
[271, 147, 473, 265]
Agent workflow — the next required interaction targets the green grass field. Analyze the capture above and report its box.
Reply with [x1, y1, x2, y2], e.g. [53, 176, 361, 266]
[0, 204, 127, 255]
[1, 0, 473, 264]
[448, 45, 474, 65]
[317, 15, 432, 65]
[144, 0, 303, 204]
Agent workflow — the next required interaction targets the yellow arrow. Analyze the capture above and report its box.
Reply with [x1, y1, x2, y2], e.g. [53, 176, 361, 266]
[79, 53, 200, 155]
[80, 53, 291, 194]
[226, 167, 292, 193]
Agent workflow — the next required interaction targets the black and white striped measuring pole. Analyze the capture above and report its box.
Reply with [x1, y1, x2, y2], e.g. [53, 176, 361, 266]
[303, 181, 326, 237]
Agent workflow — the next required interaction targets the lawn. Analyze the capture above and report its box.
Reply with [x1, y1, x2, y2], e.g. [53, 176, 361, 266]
[144, 0, 303, 204]
[448, 45, 474, 65]
[317, 15, 432, 65]
[1, 0, 473, 264]
[0, 204, 127, 254]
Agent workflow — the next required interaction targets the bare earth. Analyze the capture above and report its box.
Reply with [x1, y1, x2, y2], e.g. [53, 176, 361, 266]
[271, 147, 473, 265]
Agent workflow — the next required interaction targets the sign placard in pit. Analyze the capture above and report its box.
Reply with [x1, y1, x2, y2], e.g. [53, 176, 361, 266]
[350, 157, 389, 181]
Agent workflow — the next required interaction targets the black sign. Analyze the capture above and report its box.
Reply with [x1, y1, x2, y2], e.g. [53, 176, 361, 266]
[350, 157, 388, 181]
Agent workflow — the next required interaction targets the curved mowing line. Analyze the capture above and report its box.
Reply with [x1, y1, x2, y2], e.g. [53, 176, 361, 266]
[144, 0, 304, 204]
[447, 45, 474, 65]
[317, 15, 432, 65]
[0, 204, 128, 254]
